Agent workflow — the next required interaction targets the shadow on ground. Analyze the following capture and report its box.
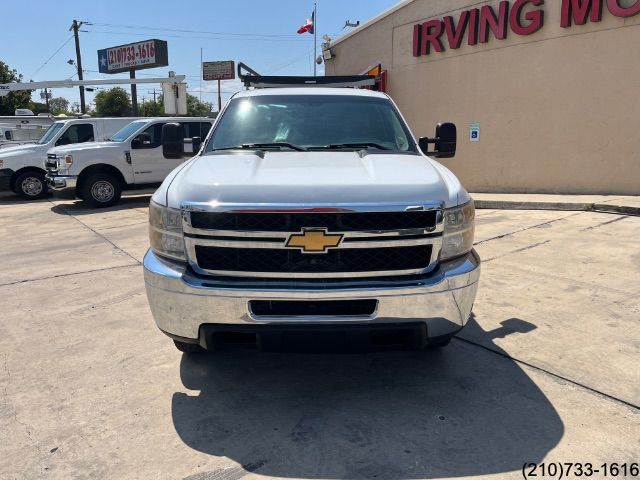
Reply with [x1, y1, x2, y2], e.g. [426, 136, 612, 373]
[49, 195, 152, 215]
[0, 191, 52, 205]
[172, 316, 563, 479]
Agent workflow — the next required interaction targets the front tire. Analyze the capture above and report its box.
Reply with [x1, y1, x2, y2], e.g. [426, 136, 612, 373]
[173, 340, 204, 354]
[14, 171, 48, 199]
[80, 173, 122, 207]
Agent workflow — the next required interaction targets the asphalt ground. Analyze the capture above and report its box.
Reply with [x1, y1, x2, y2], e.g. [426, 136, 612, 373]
[0, 193, 638, 479]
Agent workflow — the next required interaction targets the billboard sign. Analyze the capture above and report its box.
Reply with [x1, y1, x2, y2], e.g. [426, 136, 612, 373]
[98, 39, 168, 74]
[203, 61, 235, 81]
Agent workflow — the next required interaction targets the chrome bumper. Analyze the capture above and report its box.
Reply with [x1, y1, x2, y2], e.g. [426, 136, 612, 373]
[45, 174, 77, 193]
[143, 249, 481, 341]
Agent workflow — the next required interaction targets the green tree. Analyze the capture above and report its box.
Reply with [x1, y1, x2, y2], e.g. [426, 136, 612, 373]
[0, 61, 33, 115]
[139, 94, 211, 117]
[28, 101, 49, 115]
[94, 87, 132, 117]
[140, 96, 164, 117]
[48, 97, 70, 115]
[186, 94, 212, 117]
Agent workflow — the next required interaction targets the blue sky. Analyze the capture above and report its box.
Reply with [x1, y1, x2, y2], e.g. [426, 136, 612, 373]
[0, 0, 398, 109]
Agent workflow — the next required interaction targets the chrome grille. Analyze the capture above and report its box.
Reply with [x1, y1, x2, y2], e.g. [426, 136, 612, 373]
[45, 154, 58, 173]
[182, 204, 443, 279]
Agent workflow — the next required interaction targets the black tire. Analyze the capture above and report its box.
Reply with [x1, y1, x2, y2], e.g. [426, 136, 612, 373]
[173, 339, 203, 354]
[80, 173, 122, 207]
[14, 170, 48, 199]
[426, 334, 453, 349]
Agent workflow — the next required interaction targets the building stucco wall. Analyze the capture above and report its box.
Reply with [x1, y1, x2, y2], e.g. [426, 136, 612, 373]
[325, 0, 640, 194]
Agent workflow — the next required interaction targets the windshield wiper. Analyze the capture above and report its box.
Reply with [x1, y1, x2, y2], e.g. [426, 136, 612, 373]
[213, 142, 306, 152]
[308, 142, 390, 151]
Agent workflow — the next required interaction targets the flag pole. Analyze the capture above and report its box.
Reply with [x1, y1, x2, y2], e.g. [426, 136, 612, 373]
[313, 2, 317, 76]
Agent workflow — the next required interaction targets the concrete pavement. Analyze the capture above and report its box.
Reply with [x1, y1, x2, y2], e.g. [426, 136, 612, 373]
[0, 194, 638, 479]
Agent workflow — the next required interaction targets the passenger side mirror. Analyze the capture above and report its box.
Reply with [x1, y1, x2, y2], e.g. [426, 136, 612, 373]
[132, 133, 152, 149]
[192, 136, 202, 153]
[418, 122, 457, 159]
[162, 123, 184, 159]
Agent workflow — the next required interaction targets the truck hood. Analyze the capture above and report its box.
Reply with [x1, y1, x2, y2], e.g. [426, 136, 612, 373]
[0, 143, 47, 158]
[159, 151, 469, 209]
[47, 141, 122, 155]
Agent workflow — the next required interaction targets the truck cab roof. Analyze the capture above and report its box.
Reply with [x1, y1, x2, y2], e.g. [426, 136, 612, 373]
[233, 87, 389, 99]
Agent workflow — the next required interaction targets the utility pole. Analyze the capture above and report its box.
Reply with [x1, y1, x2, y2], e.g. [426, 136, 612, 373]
[313, 3, 317, 77]
[130, 70, 138, 116]
[69, 20, 86, 114]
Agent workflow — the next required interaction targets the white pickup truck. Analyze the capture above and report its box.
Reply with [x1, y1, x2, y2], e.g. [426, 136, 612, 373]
[0, 117, 139, 198]
[45, 117, 213, 206]
[143, 75, 480, 354]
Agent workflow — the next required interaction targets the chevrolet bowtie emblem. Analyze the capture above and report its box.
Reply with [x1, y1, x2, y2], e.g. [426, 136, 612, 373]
[285, 228, 344, 253]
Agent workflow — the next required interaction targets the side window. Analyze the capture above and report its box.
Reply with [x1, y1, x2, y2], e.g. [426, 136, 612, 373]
[56, 123, 94, 146]
[132, 123, 163, 149]
[182, 122, 211, 139]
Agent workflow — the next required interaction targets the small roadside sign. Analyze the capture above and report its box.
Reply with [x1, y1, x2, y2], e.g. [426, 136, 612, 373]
[203, 61, 235, 81]
[469, 122, 480, 142]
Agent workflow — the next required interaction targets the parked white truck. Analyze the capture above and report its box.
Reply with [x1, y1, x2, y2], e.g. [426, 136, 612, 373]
[143, 73, 480, 354]
[0, 117, 139, 198]
[45, 118, 213, 206]
[0, 123, 50, 148]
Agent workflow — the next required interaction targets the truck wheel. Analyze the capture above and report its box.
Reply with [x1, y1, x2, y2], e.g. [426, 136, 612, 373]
[14, 171, 48, 199]
[426, 334, 453, 349]
[80, 173, 122, 207]
[173, 340, 203, 354]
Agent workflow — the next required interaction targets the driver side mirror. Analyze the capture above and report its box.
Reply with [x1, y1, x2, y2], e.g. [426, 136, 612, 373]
[418, 122, 457, 159]
[162, 123, 184, 159]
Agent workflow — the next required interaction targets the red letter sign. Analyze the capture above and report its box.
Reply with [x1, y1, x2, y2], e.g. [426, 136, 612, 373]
[421, 19, 445, 55]
[560, 0, 603, 27]
[510, 0, 545, 35]
[443, 11, 470, 49]
[479, 1, 510, 43]
[607, 0, 640, 16]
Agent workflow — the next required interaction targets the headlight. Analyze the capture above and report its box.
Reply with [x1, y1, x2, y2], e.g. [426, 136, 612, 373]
[149, 201, 185, 260]
[440, 200, 475, 261]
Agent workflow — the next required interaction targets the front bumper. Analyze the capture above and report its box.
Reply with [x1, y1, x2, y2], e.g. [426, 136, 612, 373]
[0, 168, 15, 191]
[143, 249, 481, 342]
[45, 174, 77, 193]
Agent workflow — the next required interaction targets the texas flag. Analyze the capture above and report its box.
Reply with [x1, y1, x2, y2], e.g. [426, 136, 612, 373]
[297, 11, 315, 34]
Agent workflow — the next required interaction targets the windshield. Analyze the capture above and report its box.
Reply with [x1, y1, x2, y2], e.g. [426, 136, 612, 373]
[37, 122, 64, 144]
[109, 120, 149, 142]
[205, 95, 417, 153]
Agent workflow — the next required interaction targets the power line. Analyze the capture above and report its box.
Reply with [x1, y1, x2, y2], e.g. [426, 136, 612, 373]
[85, 29, 309, 42]
[89, 22, 303, 38]
[28, 35, 74, 80]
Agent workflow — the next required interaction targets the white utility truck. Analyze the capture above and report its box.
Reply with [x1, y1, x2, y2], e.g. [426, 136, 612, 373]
[0, 123, 50, 148]
[0, 117, 139, 198]
[143, 67, 480, 354]
[45, 118, 213, 206]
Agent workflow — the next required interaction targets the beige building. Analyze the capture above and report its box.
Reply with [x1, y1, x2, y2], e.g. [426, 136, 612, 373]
[324, 0, 640, 194]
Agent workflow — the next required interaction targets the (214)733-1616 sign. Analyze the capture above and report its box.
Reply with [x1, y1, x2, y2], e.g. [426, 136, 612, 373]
[97, 39, 168, 74]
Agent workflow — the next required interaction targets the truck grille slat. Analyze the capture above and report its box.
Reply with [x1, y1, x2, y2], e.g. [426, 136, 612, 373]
[190, 211, 438, 232]
[195, 245, 432, 273]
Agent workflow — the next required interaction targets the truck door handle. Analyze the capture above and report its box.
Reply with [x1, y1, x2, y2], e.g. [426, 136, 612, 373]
[125, 151, 131, 164]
